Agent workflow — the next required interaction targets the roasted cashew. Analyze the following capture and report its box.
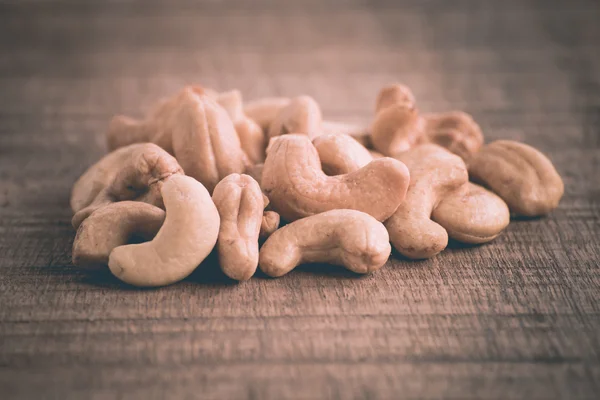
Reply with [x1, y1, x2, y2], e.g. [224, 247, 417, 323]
[169, 88, 249, 193]
[432, 182, 510, 244]
[261, 134, 410, 222]
[70, 143, 183, 229]
[212, 174, 264, 281]
[259, 209, 391, 277]
[72, 202, 165, 268]
[108, 175, 220, 287]
[313, 133, 373, 175]
[370, 84, 484, 160]
[268, 95, 322, 139]
[468, 140, 564, 216]
[385, 145, 468, 259]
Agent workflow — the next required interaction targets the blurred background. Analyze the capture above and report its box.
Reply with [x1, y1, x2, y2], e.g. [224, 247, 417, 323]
[1, 0, 599, 399]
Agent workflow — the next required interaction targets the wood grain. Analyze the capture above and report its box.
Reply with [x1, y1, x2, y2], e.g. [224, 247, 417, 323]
[0, 0, 599, 398]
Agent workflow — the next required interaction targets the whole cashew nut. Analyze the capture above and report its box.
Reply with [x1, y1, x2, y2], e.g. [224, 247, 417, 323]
[108, 174, 220, 287]
[214, 90, 267, 164]
[261, 134, 410, 222]
[432, 182, 510, 244]
[313, 133, 374, 175]
[212, 174, 265, 281]
[72, 201, 165, 268]
[70, 143, 183, 229]
[268, 95, 323, 139]
[468, 140, 564, 216]
[259, 209, 391, 277]
[244, 97, 291, 132]
[385, 144, 469, 259]
[370, 84, 484, 160]
[169, 88, 250, 193]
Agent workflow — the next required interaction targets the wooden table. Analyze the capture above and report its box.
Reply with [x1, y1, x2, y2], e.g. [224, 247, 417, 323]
[1, 1, 599, 398]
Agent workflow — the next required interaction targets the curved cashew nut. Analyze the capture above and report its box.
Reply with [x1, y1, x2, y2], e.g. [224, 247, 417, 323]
[468, 140, 564, 216]
[259, 211, 280, 240]
[244, 97, 291, 132]
[313, 133, 373, 175]
[385, 145, 468, 259]
[212, 174, 264, 281]
[108, 175, 220, 287]
[261, 135, 410, 222]
[432, 183, 510, 244]
[215, 90, 267, 164]
[170, 88, 249, 193]
[370, 84, 483, 160]
[370, 103, 425, 156]
[268, 95, 322, 139]
[72, 202, 165, 268]
[70, 143, 183, 229]
[259, 209, 391, 277]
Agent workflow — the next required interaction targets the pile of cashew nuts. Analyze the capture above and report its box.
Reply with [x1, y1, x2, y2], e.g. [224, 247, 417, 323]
[70, 84, 564, 287]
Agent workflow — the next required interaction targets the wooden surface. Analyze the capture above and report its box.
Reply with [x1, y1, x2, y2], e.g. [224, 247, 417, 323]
[1, 0, 599, 398]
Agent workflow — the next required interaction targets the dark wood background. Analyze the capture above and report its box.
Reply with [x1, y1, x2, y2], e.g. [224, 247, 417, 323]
[1, 0, 599, 398]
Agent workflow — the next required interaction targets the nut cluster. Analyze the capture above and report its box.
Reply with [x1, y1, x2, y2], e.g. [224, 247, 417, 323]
[71, 84, 564, 287]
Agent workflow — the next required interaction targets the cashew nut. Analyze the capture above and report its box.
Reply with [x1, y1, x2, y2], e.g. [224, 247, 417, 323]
[468, 140, 564, 216]
[169, 87, 249, 193]
[385, 144, 468, 259]
[261, 134, 410, 222]
[212, 174, 264, 281]
[259, 211, 280, 240]
[244, 97, 291, 132]
[259, 209, 391, 277]
[108, 174, 220, 287]
[268, 95, 322, 139]
[72, 202, 165, 268]
[214, 90, 267, 164]
[432, 183, 510, 244]
[370, 84, 484, 160]
[313, 133, 373, 175]
[70, 143, 183, 229]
